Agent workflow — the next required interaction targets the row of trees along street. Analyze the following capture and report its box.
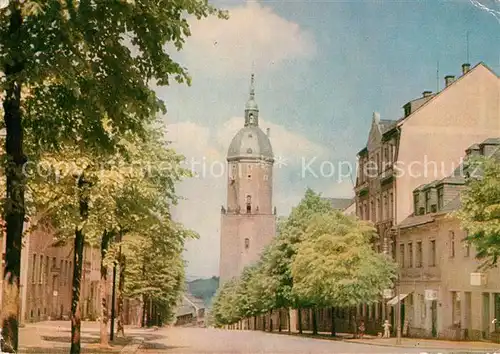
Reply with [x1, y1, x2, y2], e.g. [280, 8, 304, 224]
[211, 189, 398, 336]
[212, 155, 500, 338]
[0, 1, 226, 352]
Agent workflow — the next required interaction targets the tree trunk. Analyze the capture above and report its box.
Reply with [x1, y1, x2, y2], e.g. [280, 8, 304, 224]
[2, 4, 26, 352]
[278, 309, 282, 332]
[330, 307, 336, 337]
[141, 296, 147, 327]
[116, 250, 126, 337]
[253, 316, 257, 330]
[70, 176, 90, 354]
[269, 309, 273, 332]
[99, 231, 112, 347]
[287, 309, 291, 334]
[312, 307, 318, 335]
[298, 308, 303, 334]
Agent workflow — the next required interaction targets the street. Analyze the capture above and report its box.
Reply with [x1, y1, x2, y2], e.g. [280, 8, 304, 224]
[136, 327, 483, 354]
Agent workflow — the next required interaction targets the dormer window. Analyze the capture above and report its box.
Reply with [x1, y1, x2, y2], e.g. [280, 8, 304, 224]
[425, 190, 432, 213]
[404, 103, 411, 117]
[437, 187, 444, 210]
[413, 193, 420, 215]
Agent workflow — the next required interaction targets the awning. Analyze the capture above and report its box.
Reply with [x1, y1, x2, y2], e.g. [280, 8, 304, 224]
[387, 293, 411, 306]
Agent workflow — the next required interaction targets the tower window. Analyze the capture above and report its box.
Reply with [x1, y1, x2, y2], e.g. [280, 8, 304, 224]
[244, 238, 249, 249]
[246, 195, 252, 213]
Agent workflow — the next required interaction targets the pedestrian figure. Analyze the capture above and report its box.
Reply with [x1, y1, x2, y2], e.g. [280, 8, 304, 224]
[358, 320, 365, 338]
[383, 320, 391, 338]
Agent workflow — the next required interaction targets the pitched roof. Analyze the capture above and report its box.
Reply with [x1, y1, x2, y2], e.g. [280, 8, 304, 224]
[399, 213, 435, 229]
[322, 197, 354, 211]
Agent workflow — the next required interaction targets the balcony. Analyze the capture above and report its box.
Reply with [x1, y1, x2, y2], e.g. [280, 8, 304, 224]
[380, 166, 394, 184]
[50, 267, 60, 274]
[355, 180, 369, 196]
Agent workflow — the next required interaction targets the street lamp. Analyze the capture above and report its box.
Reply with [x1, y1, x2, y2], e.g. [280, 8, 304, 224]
[395, 226, 402, 345]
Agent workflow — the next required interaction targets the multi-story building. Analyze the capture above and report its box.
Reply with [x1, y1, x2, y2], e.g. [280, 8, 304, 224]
[397, 138, 500, 341]
[354, 62, 500, 331]
[1, 220, 109, 323]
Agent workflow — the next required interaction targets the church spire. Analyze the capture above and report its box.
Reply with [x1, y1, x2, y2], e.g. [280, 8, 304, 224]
[249, 73, 255, 100]
[244, 73, 259, 127]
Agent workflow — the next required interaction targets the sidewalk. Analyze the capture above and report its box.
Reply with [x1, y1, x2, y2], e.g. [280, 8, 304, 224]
[347, 336, 500, 351]
[16, 320, 149, 353]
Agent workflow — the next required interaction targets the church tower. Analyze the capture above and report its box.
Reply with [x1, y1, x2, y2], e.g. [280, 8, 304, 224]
[219, 74, 276, 284]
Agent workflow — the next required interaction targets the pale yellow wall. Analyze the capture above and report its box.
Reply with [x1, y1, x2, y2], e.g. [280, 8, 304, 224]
[399, 214, 500, 338]
[396, 65, 500, 224]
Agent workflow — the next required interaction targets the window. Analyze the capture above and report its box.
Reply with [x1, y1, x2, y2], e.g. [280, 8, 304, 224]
[389, 192, 394, 218]
[383, 194, 388, 220]
[449, 231, 455, 258]
[429, 240, 436, 266]
[384, 146, 389, 164]
[244, 238, 249, 249]
[246, 195, 252, 213]
[425, 190, 431, 213]
[414, 193, 420, 215]
[464, 242, 470, 257]
[399, 243, 405, 267]
[45, 258, 49, 283]
[263, 175, 268, 181]
[431, 204, 437, 213]
[377, 197, 381, 222]
[416, 241, 422, 268]
[438, 187, 444, 210]
[408, 243, 413, 268]
[32, 254, 37, 283]
[39, 255, 44, 283]
[60, 260, 64, 284]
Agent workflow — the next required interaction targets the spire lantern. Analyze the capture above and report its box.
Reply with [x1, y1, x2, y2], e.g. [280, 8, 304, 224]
[244, 73, 259, 127]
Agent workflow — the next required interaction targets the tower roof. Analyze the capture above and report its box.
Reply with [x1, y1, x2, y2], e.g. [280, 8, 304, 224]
[227, 74, 273, 162]
[227, 126, 273, 161]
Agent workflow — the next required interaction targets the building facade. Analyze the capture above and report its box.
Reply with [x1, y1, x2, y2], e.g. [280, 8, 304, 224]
[0, 220, 114, 324]
[354, 62, 500, 333]
[398, 138, 500, 341]
[219, 74, 276, 283]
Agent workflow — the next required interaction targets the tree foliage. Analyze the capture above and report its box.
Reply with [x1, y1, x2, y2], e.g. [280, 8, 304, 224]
[211, 189, 396, 328]
[456, 156, 500, 268]
[291, 211, 396, 307]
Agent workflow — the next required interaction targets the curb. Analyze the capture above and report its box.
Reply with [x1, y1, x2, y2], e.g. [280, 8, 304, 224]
[120, 336, 144, 353]
[345, 339, 500, 352]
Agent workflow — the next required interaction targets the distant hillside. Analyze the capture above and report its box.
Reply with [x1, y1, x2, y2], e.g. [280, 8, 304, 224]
[187, 276, 219, 307]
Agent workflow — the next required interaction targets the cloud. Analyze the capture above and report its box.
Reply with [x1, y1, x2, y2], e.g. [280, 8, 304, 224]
[167, 118, 350, 278]
[180, 1, 316, 76]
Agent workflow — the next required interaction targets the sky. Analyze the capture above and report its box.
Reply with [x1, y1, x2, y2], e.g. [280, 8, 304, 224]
[153, 0, 500, 280]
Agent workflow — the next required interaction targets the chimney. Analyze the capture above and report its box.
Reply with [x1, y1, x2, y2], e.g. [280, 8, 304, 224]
[266, 128, 270, 137]
[462, 63, 471, 75]
[444, 75, 455, 87]
[422, 91, 432, 98]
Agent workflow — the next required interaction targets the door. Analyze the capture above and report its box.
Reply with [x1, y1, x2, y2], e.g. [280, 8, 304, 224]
[431, 300, 437, 338]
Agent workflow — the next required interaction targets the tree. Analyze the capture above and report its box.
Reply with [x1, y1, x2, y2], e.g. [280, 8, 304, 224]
[259, 189, 333, 333]
[0, 1, 226, 350]
[456, 156, 500, 268]
[292, 211, 397, 335]
[211, 278, 240, 327]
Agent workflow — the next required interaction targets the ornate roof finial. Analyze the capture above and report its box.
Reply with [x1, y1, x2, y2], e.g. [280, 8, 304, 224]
[249, 73, 255, 100]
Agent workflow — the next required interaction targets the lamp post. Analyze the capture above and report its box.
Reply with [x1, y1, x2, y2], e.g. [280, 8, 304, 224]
[395, 226, 402, 345]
